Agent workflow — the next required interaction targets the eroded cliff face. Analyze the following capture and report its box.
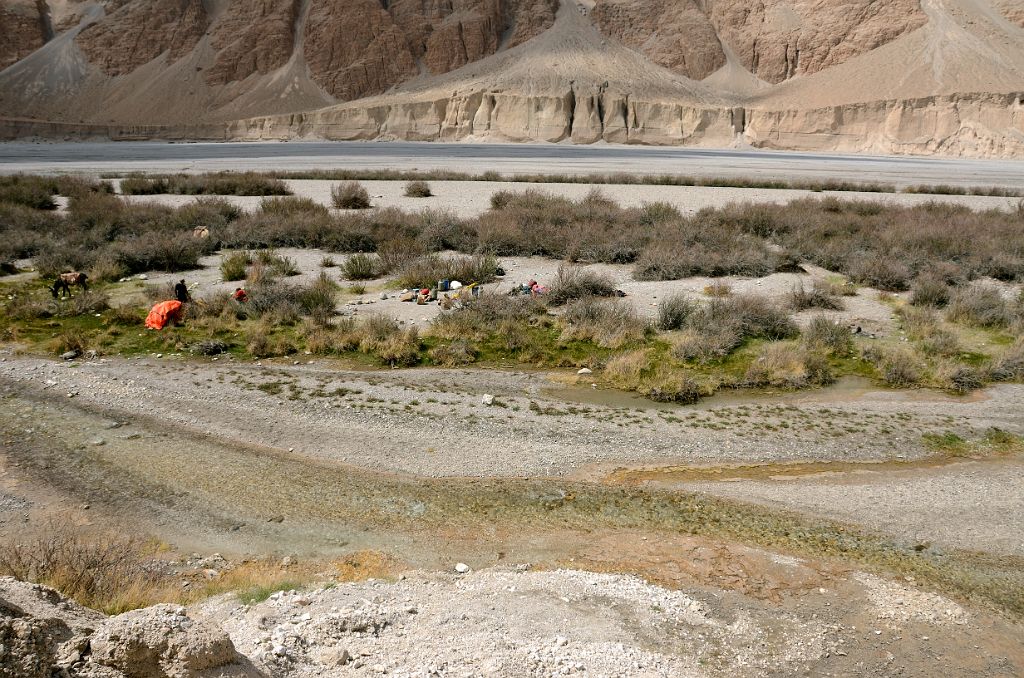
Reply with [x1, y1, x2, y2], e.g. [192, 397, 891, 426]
[592, 0, 928, 84]
[223, 89, 1024, 159]
[0, 0, 49, 71]
[303, 0, 558, 102]
[590, 0, 725, 81]
[205, 0, 300, 86]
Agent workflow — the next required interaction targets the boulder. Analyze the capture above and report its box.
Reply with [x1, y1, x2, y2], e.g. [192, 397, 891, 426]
[88, 604, 247, 678]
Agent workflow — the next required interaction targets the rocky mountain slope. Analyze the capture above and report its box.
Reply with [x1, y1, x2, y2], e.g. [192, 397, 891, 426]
[0, 0, 1023, 157]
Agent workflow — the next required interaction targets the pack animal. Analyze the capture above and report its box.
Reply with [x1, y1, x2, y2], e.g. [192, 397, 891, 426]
[51, 271, 89, 298]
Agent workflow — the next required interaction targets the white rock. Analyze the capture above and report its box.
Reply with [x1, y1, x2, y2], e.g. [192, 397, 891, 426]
[577, 368, 592, 375]
[481, 394, 494, 406]
[454, 563, 471, 574]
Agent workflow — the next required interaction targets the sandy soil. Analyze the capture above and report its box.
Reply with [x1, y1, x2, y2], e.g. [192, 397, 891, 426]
[118, 179, 1024, 219]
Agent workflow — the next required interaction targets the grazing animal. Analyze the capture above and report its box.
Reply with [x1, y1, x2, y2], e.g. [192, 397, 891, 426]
[51, 271, 89, 298]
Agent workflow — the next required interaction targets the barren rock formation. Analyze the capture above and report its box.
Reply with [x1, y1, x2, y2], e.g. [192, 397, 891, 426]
[591, 0, 726, 80]
[0, 577, 251, 678]
[75, 0, 208, 76]
[303, 0, 558, 101]
[708, 0, 929, 84]
[0, 0, 49, 71]
[205, 0, 300, 86]
[592, 0, 928, 84]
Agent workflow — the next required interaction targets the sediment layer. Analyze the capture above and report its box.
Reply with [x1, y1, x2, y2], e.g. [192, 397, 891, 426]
[222, 91, 1024, 158]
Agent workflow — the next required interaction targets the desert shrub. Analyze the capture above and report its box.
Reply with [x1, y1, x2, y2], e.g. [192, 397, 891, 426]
[695, 294, 798, 341]
[260, 196, 328, 217]
[255, 249, 299, 276]
[332, 182, 371, 209]
[221, 251, 253, 281]
[120, 172, 289, 196]
[946, 285, 1011, 328]
[935, 362, 985, 394]
[298, 272, 338, 322]
[865, 347, 923, 387]
[743, 343, 833, 388]
[416, 209, 476, 252]
[404, 181, 433, 198]
[341, 253, 382, 280]
[112, 233, 206, 274]
[374, 327, 421, 366]
[801, 316, 853, 356]
[395, 254, 497, 289]
[0, 520, 175, 614]
[657, 293, 696, 331]
[246, 321, 295, 357]
[51, 328, 91, 355]
[638, 369, 705, 403]
[337, 314, 420, 365]
[603, 350, 652, 383]
[846, 254, 913, 291]
[320, 256, 337, 268]
[911, 275, 951, 307]
[429, 340, 477, 366]
[989, 340, 1024, 381]
[560, 298, 650, 349]
[603, 351, 705, 403]
[670, 328, 740, 363]
[431, 293, 545, 341]
[788, 280, 843, 311]
[547, 263, 616, 306]
[377, 237, 426, 274]
[240, 281, 301, 324]
[489, 190, 515, 210]
[0, 175, 57, 209]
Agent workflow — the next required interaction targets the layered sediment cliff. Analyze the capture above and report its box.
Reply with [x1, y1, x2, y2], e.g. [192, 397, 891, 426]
[224, 90, 1024, 159]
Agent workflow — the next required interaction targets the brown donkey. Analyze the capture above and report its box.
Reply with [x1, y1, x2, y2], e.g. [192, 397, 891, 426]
[51, 271, 89, 298]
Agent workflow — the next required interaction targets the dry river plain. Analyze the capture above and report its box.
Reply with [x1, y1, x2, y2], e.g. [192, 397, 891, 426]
[2, 176, 1024, 676]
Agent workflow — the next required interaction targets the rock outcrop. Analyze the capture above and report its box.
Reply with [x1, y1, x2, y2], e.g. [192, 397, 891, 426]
[0, 577, 252, 678]
[302, 0, 558, 102]
[75, 0, 208, 76]
[224, 89, 1024, 159]
[205, 0, 301, 86]
[590, 0, 726, 80]
[592, 0, 928, 84]
[0, 0, 49, 71]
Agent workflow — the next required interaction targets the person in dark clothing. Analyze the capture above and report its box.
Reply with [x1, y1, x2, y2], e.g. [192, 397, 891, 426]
[173, 279, 190, 303]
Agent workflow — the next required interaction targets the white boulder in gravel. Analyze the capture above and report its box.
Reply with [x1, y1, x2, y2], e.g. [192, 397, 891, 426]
[88, 603, 250, 677]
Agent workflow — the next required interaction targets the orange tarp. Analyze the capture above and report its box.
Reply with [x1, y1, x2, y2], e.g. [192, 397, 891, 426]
[145, 300, 183, 330]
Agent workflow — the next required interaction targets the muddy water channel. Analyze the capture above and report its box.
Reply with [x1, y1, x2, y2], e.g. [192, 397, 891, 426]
[548, 375, 989, 411]
[3, 388, 1023, 621]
